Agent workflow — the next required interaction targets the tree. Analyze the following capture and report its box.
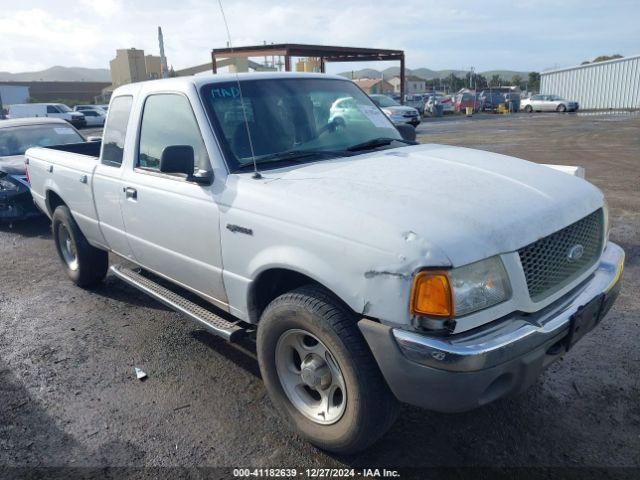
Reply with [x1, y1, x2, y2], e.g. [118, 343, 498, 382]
[511, 75, 524, 88]
[584, 54, 623, 64]
[528, 72, 540, 92]
[474, 74, 487, 90]
[490, 74, 502, 87]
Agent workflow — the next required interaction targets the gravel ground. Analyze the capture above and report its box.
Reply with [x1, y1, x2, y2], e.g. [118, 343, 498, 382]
[1, 113, 639, 473]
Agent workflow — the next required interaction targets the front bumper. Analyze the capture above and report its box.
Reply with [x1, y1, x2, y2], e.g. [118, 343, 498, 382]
[388, 115, 421, 126]
[69, 117, 86, 128]
[359, 242, 625, 412]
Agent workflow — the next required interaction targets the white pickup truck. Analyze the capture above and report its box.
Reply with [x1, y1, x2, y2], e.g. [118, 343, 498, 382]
[26, 73, 624, 454]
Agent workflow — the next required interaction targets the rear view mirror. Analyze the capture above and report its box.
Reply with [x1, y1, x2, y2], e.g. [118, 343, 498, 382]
[160, 145, 194, 175]
[396, 123, 416, 142]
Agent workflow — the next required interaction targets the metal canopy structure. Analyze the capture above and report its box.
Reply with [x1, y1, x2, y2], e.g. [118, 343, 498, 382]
[211, 43, 406, 101]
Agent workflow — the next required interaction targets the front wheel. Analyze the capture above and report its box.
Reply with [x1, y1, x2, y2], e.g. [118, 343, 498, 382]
[52, 205, 108, 288]
[257, 285, 399, 454]
[524, 105, 533, 113]
[557, 104, 567, 112]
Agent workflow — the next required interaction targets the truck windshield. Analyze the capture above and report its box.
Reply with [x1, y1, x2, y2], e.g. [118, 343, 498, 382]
[201, 78, 403, 172]
[0, 124, 84, 156]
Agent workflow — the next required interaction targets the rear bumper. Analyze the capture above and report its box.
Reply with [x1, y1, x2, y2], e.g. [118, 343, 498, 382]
[359, 242, 625, 412]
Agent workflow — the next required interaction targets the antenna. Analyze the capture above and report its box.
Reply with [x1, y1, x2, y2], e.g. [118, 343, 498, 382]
[217, 0, 261, 179]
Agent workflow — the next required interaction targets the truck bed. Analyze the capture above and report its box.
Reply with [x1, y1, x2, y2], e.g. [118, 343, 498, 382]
[26, 141, 104, 245]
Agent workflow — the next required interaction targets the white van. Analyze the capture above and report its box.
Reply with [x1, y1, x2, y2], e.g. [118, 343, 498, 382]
[8, 103, 86, 128]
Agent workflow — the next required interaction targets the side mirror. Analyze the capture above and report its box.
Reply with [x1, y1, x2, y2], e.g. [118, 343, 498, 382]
[396, 123, 416, 142]
[160, 145, 194, 175]
[87, 136, 102, 142]
[159, 145, 213, 185]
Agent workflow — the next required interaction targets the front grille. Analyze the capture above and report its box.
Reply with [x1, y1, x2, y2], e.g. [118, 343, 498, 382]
[518, 209, 603, 301]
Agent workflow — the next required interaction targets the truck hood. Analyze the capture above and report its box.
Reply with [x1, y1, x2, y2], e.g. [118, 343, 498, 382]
[0, 155, 27, 175]
[231, 144, 603, 267]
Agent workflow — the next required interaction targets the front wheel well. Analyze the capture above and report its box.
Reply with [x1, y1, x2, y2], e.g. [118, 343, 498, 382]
[248, 268, 349, 322]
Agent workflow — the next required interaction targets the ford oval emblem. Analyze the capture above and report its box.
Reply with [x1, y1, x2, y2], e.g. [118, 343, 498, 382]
[567, 244, 585, 262]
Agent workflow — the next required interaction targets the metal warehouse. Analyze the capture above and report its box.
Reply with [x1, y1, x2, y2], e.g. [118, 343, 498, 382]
[541, 54, 640, 110]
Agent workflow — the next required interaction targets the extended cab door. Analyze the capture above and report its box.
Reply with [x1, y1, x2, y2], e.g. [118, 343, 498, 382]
[119, 92, 227, 305]
[93, 95, 136, 258]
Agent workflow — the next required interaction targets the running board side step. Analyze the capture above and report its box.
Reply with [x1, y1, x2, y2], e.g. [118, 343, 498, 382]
[109, 265, 246, 342]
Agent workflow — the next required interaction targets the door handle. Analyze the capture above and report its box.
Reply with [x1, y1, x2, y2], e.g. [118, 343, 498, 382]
[124, 187, 137, 200]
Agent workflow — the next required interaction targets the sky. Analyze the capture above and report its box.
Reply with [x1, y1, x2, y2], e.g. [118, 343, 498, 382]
[1, 0, 639, 75]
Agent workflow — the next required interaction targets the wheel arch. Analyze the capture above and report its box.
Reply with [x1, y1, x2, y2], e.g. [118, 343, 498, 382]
[247, 267, 356, 323]
[45, 189, 67, 216]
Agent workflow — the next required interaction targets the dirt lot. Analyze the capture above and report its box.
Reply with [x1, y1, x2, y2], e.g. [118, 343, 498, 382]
[1, 113, 639, 474]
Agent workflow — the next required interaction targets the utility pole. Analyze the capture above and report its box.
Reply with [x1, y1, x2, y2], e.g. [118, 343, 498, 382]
[158, 26, 169, 78]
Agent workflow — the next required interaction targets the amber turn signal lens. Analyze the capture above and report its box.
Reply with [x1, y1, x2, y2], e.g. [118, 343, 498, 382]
[410, 271, 453, 317]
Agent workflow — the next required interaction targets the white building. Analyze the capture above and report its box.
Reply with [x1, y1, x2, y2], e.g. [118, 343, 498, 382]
[389, 75, 427, 95]
[540, 55, 640, 110]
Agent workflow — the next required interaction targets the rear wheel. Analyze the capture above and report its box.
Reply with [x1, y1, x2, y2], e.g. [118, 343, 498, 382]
[257, 285, 399, 454]
[52, 205, 108, 288]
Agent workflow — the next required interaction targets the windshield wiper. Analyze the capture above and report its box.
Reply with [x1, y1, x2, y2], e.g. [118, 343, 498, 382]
[233, 149, 346, 173]
[346, 137, 416, 152]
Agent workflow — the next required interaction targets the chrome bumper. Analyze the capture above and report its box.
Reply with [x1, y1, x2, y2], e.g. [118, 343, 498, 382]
[358, 242, 624, 412]
[392, 242, 624, 372]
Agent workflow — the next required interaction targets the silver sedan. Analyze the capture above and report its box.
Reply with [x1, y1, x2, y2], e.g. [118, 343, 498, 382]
[521, 94, 579, 113]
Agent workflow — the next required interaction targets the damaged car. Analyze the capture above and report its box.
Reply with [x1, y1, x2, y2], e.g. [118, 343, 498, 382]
[25, 73, 624, 454]
[0, 118, 85, 222]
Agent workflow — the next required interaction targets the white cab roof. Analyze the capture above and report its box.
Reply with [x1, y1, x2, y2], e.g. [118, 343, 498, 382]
[112, 72, 349, 97]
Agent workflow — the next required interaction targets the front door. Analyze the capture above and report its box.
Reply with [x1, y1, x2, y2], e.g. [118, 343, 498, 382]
[119, 92, 226, 305]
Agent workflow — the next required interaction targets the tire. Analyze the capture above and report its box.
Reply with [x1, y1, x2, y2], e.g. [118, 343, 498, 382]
[257, 285, 399, 454]
[557, 104, 566, 112]
[52, 205, 108, 288]
[524, 105, 533, 113]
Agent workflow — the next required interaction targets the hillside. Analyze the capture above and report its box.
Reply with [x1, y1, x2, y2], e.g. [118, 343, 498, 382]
[0, 66, 111, 82]
[338, 67, 530, 81]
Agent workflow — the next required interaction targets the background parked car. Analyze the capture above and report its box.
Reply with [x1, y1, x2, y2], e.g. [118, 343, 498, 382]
[440, 95, 454, 114]
[0, 118, 85, 221]
[521, 94, 579, 113]
[454, 91, 479, 113]
[404, 94, 426, 115]
[369, 94, 421, 126]
[74, 105, 108, 113]
[8, 103, 86, 128]
[503, 92, 521, 112]
[478, 90, 506, 112]
[78, 108, 106, 127]
[423, 94, 442, 117]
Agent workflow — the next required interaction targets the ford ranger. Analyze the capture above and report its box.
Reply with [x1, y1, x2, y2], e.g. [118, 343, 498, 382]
[25, 73, 624, 454]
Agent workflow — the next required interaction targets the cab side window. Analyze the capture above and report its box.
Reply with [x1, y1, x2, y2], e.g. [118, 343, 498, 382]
[102, 96, 133, 167]
[137, 94, 209, 174]
[46, 106, 59, 114]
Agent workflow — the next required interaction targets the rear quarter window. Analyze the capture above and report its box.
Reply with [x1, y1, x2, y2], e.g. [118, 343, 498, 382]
[101, 96, 133, 167]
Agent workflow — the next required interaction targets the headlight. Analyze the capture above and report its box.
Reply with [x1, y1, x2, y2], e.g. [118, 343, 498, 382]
[382, 109, 395, 117]
[0, 177, 19, 191]
[410, 256, 511, 319]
